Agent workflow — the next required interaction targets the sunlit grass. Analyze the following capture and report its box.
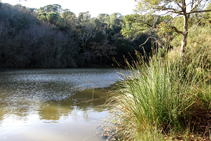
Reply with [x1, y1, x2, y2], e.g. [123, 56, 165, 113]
[105, 51, 211, 140]
[169, 25, 211, 69]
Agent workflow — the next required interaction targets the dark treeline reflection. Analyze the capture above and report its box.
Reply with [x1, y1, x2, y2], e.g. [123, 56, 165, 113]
[0, 69, 117, 122]
[0, 87, 108, 122]
[0, 3, 152, 68]
[38, 89, 108, 121]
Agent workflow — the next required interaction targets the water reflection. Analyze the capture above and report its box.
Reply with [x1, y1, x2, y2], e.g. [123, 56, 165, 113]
[36, 89, 108, 121]
[0, 69, 119, 140]
[0, 89, 109, 122]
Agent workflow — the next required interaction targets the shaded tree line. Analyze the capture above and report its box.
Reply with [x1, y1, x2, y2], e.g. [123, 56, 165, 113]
[0, 3, 162, 68]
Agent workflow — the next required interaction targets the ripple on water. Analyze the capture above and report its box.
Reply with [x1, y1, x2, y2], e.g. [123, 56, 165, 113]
[0, 69, 122, 141]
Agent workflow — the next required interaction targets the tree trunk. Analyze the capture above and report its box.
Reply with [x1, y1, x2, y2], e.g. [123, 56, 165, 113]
[180, 14, 188, 60]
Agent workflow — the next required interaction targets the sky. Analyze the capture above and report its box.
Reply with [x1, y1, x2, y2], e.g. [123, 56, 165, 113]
[2, 0, 137, 17]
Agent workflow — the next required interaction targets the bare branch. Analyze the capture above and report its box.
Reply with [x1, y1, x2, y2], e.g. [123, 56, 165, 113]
[187, 9, 211, 14]
[175, 2, 183, 9]
[191, 0, 194, 9]
[158, 7, 182, 14]
[190, 0, 204, 12]
[170, 26, 183, 34]
[139, 37, 162, 47]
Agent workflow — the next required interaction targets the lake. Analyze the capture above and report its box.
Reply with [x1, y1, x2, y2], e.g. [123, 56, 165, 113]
[0, 69, 121, 141]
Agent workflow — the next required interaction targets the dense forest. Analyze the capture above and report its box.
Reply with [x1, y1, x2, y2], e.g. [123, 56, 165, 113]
[0, 2, 211, 68]
[0, 3, 152, 68]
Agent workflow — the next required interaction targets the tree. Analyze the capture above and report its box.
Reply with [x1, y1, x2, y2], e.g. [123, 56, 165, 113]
[78, 11, 91, 22]
[110, 13, 122, 25]
[136, 0, 211, 59]
[37, 5, 65, 26]
[42, 4, 62, 13]
[37, 12, 47, 22]
[76, 12, 94, 53]
[78, 22, 95, 52]
[97, 13, 109, 23]
[46, 12, 59, 24]
[61, 9, 75, 28]
[121, 14, 166, 38]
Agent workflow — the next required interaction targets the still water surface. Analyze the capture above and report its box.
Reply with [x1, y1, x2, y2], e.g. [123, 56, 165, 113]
[0, 69, 121, 141]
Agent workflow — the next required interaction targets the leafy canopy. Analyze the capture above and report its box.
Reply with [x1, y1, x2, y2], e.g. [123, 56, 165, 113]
[137, 0, 211, 15]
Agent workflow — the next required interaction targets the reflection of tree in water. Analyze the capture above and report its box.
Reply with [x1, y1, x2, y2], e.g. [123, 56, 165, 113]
[38, 102, 74, 121]
[38, 89, 108, 121]
[0, 87, 109, 123]
[0, 107, 6, 122]
[0, 69, 116, 127]
[0, 96, 40, 122]
[69, 89, 108, 111]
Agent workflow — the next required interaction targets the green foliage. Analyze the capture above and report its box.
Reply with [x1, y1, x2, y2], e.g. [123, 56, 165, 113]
[97, 13, 109, 23]
[78, 11, 91, 22]
[94, 18, 101, 29]
[46, 12, 59, 24]
[121, 14, 170, 38]
[201, 2, 211, 25]
[38, 11, 60, 24]
[108, 52, 211, 140]
[170, 25, 211, 70]
[0, 3, 79, 68]
[109, 13, 122, 25]
[0, 2, 167, 68]
[41, 4, 62, 13]
[136, 0, 211, 59]
[37, 12, 47, 21]
[61, 9, 75, 26]
[37, 4, 66, 26]
[57, 17, 65, 27]
[156, 22, 173, 37]
[121, 14, 139, 38]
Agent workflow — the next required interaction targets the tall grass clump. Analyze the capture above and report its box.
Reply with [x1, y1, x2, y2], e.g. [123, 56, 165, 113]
[106, 51, 211, 140]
